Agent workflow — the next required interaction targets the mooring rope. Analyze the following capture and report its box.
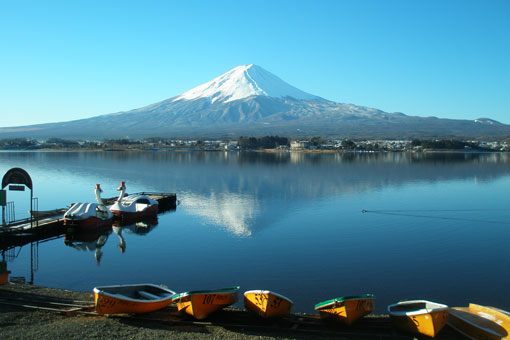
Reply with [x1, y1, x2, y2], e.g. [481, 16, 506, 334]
[361, 209, 510, 225]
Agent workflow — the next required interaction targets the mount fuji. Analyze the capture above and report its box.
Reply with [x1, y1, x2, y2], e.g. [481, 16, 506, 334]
[1, 64, 509, 139]
[173, 64, 321, 104]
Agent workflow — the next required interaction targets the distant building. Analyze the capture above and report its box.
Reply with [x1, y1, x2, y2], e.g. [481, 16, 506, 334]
[290, 140, 312, 150]
[223, 141, 238, 151]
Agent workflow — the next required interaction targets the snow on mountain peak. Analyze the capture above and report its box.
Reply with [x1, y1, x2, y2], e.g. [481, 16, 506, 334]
[173, 64, 319, 103]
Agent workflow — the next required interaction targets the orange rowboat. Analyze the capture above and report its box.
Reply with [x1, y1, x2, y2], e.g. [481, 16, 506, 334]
[448, 304, 510, 340]
[388, 300, 448, 338]
[172, 286, 240, 320]
[314, 294, 375, 325]
[93, 283, 175, 315]
[244, 290, 293, 318]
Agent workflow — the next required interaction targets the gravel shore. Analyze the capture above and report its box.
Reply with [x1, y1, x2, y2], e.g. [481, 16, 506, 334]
[0, 283, 463, 340]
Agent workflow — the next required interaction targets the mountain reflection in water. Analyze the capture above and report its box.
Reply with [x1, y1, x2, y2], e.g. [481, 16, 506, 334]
[181, 192, 258, 237]
[1, 151, 510, 313]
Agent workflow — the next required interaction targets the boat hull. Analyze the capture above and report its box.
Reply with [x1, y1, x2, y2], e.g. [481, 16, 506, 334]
[110, 204, 158, 219]
[315, 294, 375, 325]
[173, 287, 239, 320]
[64, 216, 113, 230]
[94, 284, 175, 315]
[109, 194, 159, 219]
[448, 304, 510, 340]
[244, 290, 293, 318]
[388, 300, 448, 338]
[64, 202, 113, 230]
[0, 273, 8, 285]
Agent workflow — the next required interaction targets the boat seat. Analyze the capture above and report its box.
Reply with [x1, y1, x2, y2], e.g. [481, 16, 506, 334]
[138, 290, 160, 300]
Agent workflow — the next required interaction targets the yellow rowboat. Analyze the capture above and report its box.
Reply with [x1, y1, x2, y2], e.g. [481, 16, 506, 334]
[244, 290, 293, 318]
[172, 286, 240, 320]
[93, 283, 175, 315]
[314, 294, 375, 325]
[448, 303, 510, 340]
[388, 300, 448, 337]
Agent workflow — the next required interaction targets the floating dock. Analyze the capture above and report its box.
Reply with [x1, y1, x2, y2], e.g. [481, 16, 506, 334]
[0, 193, 177, 249]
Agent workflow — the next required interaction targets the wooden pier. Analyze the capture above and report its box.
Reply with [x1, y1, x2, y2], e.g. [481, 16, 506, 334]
[0, 193, 177, 250]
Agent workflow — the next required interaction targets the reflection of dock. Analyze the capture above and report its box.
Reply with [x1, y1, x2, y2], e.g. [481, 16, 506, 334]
[0, 193, 176, 249]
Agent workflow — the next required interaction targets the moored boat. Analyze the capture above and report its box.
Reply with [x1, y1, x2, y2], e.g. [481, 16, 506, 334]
[314, 294, 375, 325]
[0, 261, 10, 285]
[244, 290, 293, 318]
[93, 283, 176, 315]
[172, 286, 240, 320]
[388, 300, 448, 337]
[109, 181, 158, 219]
[448, 303, 510, 340]
[63, 184, 113, 229]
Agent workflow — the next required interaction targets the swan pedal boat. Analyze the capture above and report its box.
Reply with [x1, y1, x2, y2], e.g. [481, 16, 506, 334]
[93, 283, 176, 315]
[63, 184, 113, 229]
[244, 290, 293, 318]
[448, 303, 510, 340]
[172, 286, 240, 320]
[388, 300, 448, 338]
[109, 182, 158, 219]
[314, 294, 375, 325]
[64, 203, 113, 229]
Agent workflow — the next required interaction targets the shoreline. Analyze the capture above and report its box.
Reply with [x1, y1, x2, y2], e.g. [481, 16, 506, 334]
[0, 147, 506, 154]
[0, 282, 463, 340]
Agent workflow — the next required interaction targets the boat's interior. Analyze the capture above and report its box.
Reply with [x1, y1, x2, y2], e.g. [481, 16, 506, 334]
[390, 302, 428, 312]
[100, 285, 174, 300]
[450, 308, 508, 337]
[391, 301, 438, 314]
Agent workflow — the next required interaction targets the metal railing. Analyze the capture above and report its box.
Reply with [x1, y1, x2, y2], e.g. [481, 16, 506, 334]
[5, 201, 15, 224]
[31, 197, 38, 228]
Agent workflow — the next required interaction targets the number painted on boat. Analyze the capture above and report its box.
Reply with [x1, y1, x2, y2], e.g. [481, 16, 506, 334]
[99, 296, 117, 308]
[356, 299, 373, 311]
[202, 294, 216, 304]
[270, 297, 282, 309]
[323, 307, 346, 316]
[254, 293, 266, 307]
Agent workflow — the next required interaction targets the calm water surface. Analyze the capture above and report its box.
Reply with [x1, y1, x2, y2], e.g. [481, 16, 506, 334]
[1, 151, 509, 313]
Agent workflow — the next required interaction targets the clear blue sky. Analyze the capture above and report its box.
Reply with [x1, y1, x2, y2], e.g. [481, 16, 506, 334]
[1, 0, 509, 127]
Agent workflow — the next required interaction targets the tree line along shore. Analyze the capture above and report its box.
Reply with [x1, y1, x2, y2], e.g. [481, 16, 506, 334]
[1, 136, 509, 152]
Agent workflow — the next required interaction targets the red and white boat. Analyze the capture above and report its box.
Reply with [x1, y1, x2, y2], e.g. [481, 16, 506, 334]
[64, 184, 114, 230]
[109, 181, 159, 219]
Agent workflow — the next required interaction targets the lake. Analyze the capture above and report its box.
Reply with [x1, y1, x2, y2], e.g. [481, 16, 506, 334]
[1, 150, 509, 314]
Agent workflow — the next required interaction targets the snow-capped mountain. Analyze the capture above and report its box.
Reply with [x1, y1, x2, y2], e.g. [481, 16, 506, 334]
[173, 64, 320, 103]
[1, 64, 509, 139]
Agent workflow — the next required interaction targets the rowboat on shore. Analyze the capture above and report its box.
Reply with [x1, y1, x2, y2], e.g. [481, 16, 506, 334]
[93, 283, 176, 314]
[172, 286, 240, 319]
[388, 300, 448, 337]
[314, 294, 375, 325]
[244, 290, 293, 318]
[448, 303, 510, 340]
